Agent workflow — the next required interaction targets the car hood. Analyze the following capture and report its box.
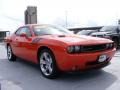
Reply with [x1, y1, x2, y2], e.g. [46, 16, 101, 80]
[39, 34, 112, 45]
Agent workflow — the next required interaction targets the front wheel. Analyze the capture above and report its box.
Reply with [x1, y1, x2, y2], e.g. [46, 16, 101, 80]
[39, 49, 58, 79]
[7, 45, 16, 61]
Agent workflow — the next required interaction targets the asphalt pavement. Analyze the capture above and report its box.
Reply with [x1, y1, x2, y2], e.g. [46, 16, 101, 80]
[0, 44, 120, 90]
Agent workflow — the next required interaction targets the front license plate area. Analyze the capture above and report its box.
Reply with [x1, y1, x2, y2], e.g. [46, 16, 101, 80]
[98, 55, 107, 63]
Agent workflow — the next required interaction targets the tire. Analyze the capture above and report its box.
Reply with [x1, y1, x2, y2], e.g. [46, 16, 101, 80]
[113, 38, 119, 49]
[38, 49, 58, 79]
[7, 45, 16, 61]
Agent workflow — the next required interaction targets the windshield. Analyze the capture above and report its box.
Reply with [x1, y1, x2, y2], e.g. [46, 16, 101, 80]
[33, 25, 72, 36]
[77, 30, 92, 35]
[100, 26, 117, 32]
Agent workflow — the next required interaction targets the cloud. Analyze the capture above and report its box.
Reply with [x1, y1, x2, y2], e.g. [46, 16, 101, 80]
[0, 0, 120, 32]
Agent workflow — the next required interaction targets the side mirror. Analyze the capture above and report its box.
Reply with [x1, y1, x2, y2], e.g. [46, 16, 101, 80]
[20, 33, 27, 37]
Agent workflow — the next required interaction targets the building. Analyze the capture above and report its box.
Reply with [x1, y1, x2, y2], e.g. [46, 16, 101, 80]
[25, 6, 37, 24]
[0, 29, 10, 42]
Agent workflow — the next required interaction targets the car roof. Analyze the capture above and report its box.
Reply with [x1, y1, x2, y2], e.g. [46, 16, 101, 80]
[102, 25, 118, 28]
[24, 24, 51, 27]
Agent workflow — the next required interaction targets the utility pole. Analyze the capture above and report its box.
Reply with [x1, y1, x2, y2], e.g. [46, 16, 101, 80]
[65, 11, 68, 28]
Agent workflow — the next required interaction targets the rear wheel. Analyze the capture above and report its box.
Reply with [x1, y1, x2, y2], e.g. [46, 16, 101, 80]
[7, 45, 16, 61]
[39, 49, 58, 79]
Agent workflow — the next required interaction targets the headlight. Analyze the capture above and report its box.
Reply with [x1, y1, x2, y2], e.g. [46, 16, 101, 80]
[106, 43, 114, 49]
[67, 45, 81, 54]
[106, 43, 110, 48]
[67, 46, 74, 53]
[75, 46, 81, 52]
[109, 43, 114, 48]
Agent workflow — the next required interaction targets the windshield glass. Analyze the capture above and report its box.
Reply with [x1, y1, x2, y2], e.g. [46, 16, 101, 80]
[33, 25, 72, 36]
[77, 30, 92, 35]
[100, 26, 117, 32]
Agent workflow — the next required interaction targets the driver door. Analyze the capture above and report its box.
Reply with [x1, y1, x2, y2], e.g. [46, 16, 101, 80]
[13, 27, 33, 60]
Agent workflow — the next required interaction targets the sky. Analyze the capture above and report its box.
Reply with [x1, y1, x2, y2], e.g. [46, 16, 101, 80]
[0, 0, 120, 32]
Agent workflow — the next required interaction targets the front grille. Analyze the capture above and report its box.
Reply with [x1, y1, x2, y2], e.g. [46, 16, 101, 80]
[92, 35, 104, 38]
[81, 43, 114, 53]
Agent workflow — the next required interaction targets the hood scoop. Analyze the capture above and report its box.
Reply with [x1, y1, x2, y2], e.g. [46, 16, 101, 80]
[58, 35, 66, 37]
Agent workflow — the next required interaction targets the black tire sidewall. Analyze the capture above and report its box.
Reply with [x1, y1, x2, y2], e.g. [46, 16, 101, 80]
[7, 45, 16, 61]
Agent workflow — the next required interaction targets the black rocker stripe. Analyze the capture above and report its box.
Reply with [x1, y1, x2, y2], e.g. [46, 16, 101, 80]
[32, 38, 42, 43]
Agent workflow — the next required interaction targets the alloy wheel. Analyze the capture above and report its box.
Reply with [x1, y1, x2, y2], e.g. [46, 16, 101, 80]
[40, 52, 53, 76]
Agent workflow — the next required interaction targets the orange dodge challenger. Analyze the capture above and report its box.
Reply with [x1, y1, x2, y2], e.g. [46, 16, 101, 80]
[4, 24, 116, 78]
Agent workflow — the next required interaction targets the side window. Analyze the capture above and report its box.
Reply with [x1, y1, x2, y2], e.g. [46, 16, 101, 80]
[15, 28, 21, 36]
[25, 28, 32, 37]
[15, 27, 31, 37]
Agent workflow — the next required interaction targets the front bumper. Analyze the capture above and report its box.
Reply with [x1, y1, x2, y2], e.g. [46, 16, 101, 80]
[56, 48, 116, 71]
